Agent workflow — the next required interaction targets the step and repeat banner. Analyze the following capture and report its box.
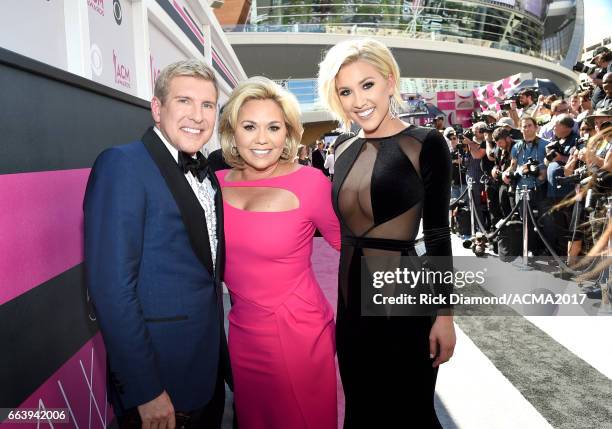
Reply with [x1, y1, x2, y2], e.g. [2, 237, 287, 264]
[3, 3, 241, 426]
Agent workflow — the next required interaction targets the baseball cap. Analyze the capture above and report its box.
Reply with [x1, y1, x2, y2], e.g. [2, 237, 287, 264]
[443, 127, 456, 137]
[591, 46, 610, 61]
[435, 114, 445, 120]
[482, 110, 497, 118]
[496, 117, 516, 129]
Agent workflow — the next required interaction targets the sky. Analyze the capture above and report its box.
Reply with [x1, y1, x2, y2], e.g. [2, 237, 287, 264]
[582, 0, 612, 47]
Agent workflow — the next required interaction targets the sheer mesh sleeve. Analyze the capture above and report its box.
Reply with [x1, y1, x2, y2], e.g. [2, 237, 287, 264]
[419, 129, 453, 308]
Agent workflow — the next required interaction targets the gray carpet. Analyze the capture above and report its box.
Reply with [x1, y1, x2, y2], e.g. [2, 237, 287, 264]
[455, 315, 612, 429]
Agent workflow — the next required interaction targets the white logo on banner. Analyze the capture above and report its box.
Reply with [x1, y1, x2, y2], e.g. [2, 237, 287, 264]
[90, 44, 103, 77]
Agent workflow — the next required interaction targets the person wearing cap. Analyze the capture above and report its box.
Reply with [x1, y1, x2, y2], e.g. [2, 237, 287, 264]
[434, 114, 446, 131]
[488, 127, 516, 221]
[594, 72, 612, 110]
[588, 107, 612, 134]
[589, 47, 612, 107]
[481, 110, 498, 125]
[537, 114, 579, 255]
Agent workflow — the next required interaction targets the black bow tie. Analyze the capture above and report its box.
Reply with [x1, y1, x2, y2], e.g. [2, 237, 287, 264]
[178, 151, 209, 183]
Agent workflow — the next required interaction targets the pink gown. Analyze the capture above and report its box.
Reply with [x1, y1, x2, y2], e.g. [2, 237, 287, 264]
[216, 166, 341, 429]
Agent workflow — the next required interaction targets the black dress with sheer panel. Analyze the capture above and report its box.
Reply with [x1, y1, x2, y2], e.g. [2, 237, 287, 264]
[332, 126, 453, 429]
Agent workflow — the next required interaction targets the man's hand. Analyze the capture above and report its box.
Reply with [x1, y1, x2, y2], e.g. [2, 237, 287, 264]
[429, 315, 456, 368]
[502, 171, 511, 185]
[138, 391, 176, 429]
[491, 166, 499, 180]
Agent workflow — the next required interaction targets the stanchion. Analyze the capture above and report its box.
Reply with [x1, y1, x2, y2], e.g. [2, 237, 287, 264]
[517, 185, 533, 270]
[600, 196, 612, 314]
[467, 177, 475, 238]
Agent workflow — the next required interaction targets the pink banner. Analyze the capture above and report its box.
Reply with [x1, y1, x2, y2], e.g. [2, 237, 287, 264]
[2, 333, 112, 428]
[0, 169, 90, 306]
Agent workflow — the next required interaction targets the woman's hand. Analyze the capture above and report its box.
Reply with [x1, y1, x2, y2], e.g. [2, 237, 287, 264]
[429, 315, 456, 368]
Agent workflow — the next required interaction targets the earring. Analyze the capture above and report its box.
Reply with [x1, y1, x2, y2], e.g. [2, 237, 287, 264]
[230, 140, 239, 157]
[389, 96, 401, 119]
[281, 139, 291, 159]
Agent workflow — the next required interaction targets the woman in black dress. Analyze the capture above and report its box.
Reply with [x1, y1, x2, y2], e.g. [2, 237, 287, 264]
[318, 38, 456, 428]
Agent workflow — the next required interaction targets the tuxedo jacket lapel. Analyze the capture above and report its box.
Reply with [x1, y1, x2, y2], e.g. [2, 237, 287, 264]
[142, 128, 215, 275]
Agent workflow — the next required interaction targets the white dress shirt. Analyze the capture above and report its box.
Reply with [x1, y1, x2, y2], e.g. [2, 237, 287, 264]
[154, 127, 217, 267]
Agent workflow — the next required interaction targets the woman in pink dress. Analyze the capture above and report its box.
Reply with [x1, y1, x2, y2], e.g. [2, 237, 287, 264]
[216, 76, 340, 429]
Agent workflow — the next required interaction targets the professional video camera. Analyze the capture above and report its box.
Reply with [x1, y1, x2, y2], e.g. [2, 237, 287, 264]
[545, 141, 565, 162]
[500, 94, 521, 111]
[573, 61, 599, 75]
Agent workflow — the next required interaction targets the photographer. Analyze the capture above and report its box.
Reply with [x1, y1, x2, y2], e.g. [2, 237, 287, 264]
[489, 127, 516, 221]
[503, 116, 548, 252]
[508, 89, 538, 127]
[589, 47, 612, 107]
[558, 126, 612, 271]
[575, 90, 594, 124]
[539, 99, 570, 141]
[588, 107, 612, 134]
[463, 122, 488, 228]
[594, 72, 612, 110]
[545, 114, 579, 197]
[444, 127, 468, 199]
[537, 115, 579, 255]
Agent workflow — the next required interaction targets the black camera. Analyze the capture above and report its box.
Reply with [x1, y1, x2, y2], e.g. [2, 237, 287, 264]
[545, 141, 564, 162]
[573, 61, 599, 75]
[463, 129, 475, 141]
[504, 94, 524, 109]
[556, 166, 588, 187]
[521, 157, 540, 177]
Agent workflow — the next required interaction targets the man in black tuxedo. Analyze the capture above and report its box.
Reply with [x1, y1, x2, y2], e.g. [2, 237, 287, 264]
[311, 139, 329, 176]
[84, 60, 230, 429]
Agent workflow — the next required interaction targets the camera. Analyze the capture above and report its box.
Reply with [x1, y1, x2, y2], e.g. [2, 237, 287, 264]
[545, 141, 564, 162]
[556, 166, 588, 187]
[521, 157, 540, 177]
[572, 61, 599, 75]
[503, 94, 523, 110]
[463, 129, 475, 141]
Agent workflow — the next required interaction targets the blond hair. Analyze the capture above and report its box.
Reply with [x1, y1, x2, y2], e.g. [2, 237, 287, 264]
[219, 77, 303, 168]
[317, 38, 403, 132]
[154, 59, 217, 104]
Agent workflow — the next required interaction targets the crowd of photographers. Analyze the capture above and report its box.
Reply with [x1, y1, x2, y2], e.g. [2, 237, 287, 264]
[440, 48, 612, 278]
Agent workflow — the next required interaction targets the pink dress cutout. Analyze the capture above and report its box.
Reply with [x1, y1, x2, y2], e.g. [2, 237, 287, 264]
[216, 166, 341, 429]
